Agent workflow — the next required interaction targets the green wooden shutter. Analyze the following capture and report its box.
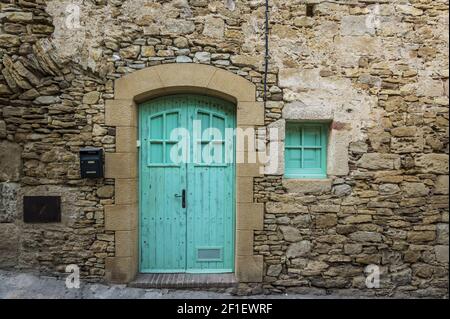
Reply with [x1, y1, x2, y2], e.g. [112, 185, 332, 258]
[285, 122, 328, 179]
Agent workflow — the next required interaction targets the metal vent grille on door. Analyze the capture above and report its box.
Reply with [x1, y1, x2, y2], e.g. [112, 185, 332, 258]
[197, 248, 222, 262]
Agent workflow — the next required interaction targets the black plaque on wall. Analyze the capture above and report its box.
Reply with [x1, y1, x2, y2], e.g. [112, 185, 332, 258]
[23, 196, 61, 223]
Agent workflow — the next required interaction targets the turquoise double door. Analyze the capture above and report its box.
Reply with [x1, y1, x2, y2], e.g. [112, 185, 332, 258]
[139, 95, 235, 273]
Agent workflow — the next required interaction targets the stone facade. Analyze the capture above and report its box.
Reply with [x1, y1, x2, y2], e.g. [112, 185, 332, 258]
[0, 0, 448, 297]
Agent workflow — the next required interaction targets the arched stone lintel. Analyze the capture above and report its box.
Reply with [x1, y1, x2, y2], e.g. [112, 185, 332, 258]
[115, 63, 256, 103]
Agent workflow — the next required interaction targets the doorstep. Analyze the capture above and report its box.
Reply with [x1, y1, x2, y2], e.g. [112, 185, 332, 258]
[129, 273, 238, 289]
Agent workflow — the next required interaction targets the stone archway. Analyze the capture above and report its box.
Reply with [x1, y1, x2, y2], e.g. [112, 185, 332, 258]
[104, 63, 265, 284]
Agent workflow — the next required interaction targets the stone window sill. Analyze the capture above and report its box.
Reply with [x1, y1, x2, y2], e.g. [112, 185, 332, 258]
[282, 178, 332, 194]
[284, 175, 328, 180]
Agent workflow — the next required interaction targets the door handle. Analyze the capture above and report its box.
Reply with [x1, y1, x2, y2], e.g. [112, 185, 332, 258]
[175, 190, 186, 209]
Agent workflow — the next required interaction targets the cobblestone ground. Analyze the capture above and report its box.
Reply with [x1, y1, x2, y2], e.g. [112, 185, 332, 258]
[0, 270, 377, 299]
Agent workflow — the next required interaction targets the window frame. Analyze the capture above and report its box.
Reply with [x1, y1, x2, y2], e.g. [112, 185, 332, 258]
[146, 110, 183, 167]
[284, 121, 329, 179]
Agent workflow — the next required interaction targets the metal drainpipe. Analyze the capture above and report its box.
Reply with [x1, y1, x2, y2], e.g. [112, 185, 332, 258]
[264, 0, 270, 108]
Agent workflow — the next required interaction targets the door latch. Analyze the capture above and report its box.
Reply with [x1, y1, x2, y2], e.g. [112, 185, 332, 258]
[175, 189, 186, 209]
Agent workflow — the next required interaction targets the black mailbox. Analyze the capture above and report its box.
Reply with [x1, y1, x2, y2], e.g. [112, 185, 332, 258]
[80, 147, 103, 178]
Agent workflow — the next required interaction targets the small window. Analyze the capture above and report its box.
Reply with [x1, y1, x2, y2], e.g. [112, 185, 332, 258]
[147, 111, 181, 166]
[285, 122, 328, 179]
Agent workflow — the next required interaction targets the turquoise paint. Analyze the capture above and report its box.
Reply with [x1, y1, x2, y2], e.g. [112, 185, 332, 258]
[285, 122, 328, 179]
[139, 95, 235, 274]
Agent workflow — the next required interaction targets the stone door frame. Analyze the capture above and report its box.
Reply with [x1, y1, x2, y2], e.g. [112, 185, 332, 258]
[104, 63, 264, 284]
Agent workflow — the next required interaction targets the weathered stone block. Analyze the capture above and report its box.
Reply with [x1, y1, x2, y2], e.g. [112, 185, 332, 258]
[294, 16, 314, 28]
[0, 183, 20, 223]
[267, 264, 282, 277]
[391, 137, 425, 154]
[282, 102, 333, 120]
[0, 120, 6, 139]
[116, 127, 137, 153]
[237, 203, 264, 231]
[333, 184, 352, 197]
[237, 102, 264, 126]
[0, 34, 20, 47]
[302, 260, 329, 276]
[310, 277, 349, 289]
[341, 15, 375, 36]
[349, 231, 383, 243]
[236, 230, 254, 256]
[357, 153, 401, 170]
[0, 223, 19, 268]
[115, 230, 137, 258]
[105, 153, 137, 179]
[417, 79, 444, 97]
[349, 141, 368, 154]
[208, 68, 256, 102]
[236, 255, 263, 283]
[34, 96, 60, 105]
[391, 269, 412, 285]
[141, 46, 156, 57]
[279, 226, 301, 242]
[115, 179, 137, 205]
[194, 52, 211, 63]
[162, 19, 195, 35]
[435, 245, 449, 263]
[379, 183, 401, 195]
[120, 45, 141, 59]
[105, 204, 137, 231]
[286, 241, 312, 258]
[155, 63, 215, 89]
[82, 91, 100, 105]
[105, 99, 137, 127]
[344, 244, 363, 255]
[402, 183, 430, 197]
[0, 141, 22, 182]
[317, 234, 347, 244]
[310, 205, 340, 213]
[404, 249, 421, 263]
[3, 12, 33, 22]
[343, 215, 372, 224]
[436, 224, 449, 245]
[203, 16, 225, 39]
[355, 254, 381, 265]
[97, 185, 114, 199]
[328, 129, 351, 176]
[282, 179, 332, 194]
[434, 175, 449, 195]
[105, 256, 137, 283]
[315, 214, 338, 228]
[293, 214, 312, 228]
[114, 68, 164, 101]
[397, 4, 423, 16]
[236, 177, 253, 203]
[407, 231, 436, 243]
[266, 202, 308, 214]
[415, 154, 449, 174]
[391, 126, 418, 137]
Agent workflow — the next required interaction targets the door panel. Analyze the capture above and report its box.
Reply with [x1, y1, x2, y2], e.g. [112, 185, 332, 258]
[187, 105, 235, 273]
[140, 98, 187, 272]
[139, 95, 235, 273]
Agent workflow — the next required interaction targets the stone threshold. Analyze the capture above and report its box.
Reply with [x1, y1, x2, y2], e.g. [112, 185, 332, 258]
[129, 273, 238, 289]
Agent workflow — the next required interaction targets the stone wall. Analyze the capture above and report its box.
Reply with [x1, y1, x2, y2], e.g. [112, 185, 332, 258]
[0, 0, 448, 297]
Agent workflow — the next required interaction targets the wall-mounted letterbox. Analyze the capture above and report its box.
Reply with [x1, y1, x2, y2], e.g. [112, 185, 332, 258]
[80, 147, 103, 178]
